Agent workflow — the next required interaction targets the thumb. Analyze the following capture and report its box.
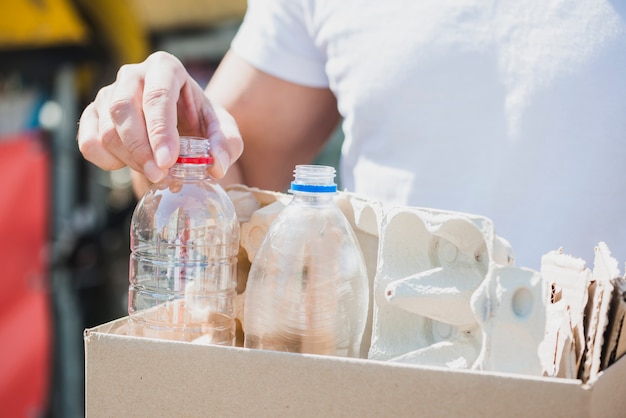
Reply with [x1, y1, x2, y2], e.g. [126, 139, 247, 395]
[205, 104, 243, 179]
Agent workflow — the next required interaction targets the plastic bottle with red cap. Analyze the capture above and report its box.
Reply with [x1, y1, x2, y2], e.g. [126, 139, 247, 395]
[243, 165, 369, 357]
[128, 136, 239, 345]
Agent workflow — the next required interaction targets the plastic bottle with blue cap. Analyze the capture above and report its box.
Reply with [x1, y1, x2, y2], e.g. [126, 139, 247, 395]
[243, 165, 369, 357]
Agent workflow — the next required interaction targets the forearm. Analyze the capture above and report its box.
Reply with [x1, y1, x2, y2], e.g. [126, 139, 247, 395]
[206, 50, 340, 192]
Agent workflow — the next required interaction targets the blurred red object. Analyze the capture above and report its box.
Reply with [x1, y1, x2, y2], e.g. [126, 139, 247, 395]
[0, 130, 51, 417]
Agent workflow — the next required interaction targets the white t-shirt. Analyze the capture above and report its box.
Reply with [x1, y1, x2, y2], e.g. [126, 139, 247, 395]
[231, 0, 626, 269]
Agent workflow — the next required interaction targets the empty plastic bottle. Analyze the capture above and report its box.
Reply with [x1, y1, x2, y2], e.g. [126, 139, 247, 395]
[243, 165, 369, 357]
[128, 136, 239, 345]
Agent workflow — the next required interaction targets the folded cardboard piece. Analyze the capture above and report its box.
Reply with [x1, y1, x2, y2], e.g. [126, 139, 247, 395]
[85, 186, 626, 417]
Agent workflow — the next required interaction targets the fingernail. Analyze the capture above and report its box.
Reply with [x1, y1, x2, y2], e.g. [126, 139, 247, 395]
[154, 145, 172, 168]
[215, 149, 229, 176]
[144, 160, 165, 183]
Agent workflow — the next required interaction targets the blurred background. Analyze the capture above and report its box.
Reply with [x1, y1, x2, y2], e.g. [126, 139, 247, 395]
[0, 1, 341, 417]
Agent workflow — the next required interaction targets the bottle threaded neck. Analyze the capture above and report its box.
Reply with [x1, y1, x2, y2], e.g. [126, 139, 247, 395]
[290, 165, 337, 193]
[176, 136, 214, 165]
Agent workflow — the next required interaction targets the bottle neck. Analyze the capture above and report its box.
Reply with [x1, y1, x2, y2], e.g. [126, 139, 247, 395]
[291, 191, 336, 206]
[169, 163, 212, 179]
[289, 165, 337, 205]
[170, 136, 214, 179]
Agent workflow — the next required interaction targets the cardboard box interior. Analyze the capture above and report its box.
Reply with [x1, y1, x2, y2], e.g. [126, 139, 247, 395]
[85, 187, 626, 417]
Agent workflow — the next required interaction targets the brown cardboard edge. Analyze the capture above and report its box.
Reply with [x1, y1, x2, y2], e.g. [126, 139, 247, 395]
[589, 354, 626, 417]
[84, 317, 610, 418]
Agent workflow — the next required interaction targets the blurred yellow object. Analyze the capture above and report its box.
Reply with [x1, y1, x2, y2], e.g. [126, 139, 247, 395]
[0, 0, 88, 49]
[78, 0, 247, 65]
[129, 0, 247, 31]
[75, 0, 150, 65]
[0, 0, 245, 63]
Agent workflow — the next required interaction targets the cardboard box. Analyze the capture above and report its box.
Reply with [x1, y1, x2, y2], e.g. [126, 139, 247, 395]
[85, 317, 626, 417]
[84, 188, 626, 417]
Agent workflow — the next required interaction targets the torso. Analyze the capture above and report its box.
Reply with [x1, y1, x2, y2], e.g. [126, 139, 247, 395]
[235, 0, 626, 268]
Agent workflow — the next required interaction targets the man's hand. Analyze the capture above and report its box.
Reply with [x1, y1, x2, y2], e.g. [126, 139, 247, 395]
[77, 51, 243, 183]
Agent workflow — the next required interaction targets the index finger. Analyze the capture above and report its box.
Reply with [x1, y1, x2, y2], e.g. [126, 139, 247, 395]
[141, 52, 189, 169]
[109, 63, 166, 182]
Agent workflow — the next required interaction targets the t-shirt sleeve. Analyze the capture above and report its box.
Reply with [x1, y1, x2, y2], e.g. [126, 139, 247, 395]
[230, 0, 329, 88]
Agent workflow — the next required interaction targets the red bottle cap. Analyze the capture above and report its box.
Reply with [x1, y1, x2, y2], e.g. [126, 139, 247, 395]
[176, 156, 214, 165]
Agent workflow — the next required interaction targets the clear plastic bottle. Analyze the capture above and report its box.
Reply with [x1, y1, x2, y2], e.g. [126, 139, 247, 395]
[128, 136, 239, 345]
[243, 165, 369, 357]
